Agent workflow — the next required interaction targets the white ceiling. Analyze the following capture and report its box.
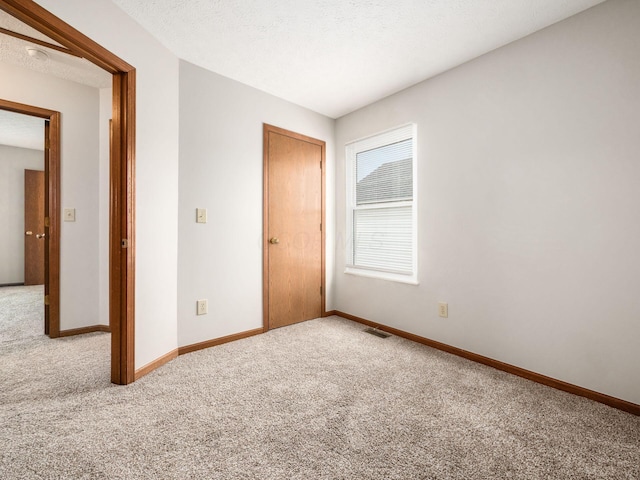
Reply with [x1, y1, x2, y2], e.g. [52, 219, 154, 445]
[0, 0, 607, 130]
[0, 9, 111, 90]
[0, 109, 44, 151]
[110, 0, 606, 118]
[0, 9, 110, 150]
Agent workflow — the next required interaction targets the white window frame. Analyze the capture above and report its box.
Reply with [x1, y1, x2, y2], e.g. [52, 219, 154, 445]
[345, 123, 418, 285]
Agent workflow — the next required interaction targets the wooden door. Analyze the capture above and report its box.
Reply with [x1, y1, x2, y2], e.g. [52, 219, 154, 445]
[24, 169, 45, 285]
[264, 125, 325, 329]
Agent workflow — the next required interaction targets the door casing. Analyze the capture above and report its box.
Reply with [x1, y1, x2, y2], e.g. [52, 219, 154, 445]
[0, 99, 60, 336]
[262, 123, 326, 330]
[0, 0, 136, 385]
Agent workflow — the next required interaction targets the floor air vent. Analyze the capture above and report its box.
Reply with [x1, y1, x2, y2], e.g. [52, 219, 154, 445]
[364, 327, 391, 339]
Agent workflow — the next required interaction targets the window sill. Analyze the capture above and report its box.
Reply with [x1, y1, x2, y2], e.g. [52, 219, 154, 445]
[344, 266, 419, 285]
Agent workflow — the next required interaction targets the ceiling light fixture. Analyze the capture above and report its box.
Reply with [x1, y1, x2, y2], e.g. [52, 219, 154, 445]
[26, 47, 49, 61]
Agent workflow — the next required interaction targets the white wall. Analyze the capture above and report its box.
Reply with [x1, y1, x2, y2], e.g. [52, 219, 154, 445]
[0, 62, 101, 330]
[334, 0, 640, 404]
[98, 88, 112, 327]
[0, 145, 44, 284]
[178, 61, 335, 347]
[35, 0, 180, 368]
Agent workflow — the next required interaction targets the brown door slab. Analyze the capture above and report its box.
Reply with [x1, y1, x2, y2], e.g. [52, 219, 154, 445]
[264, 125, 325, 329]
[24, 169, 45, 285]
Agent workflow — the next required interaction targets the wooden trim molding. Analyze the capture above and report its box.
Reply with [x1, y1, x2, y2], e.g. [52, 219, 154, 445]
[58, 325, 111, 337]
[0, 1, 132, 73]
[0, 98, 56, 117]
[262, 127, 270, 330]
[134, 348, 179, 381]
[110, 70, 136, 385]
[135, 328, 265, 379]
[0, 0, 137, 385]
[178, 328, 264, 356]
[333, 311, 640, 416]
[0, 98, 60, 339]
[0, 26, 81, 57]
[45, 111, 61, 338]
[320, 135, 326, 318]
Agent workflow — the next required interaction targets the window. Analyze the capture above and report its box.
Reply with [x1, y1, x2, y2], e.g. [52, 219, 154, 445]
[345, 124, 417, 284]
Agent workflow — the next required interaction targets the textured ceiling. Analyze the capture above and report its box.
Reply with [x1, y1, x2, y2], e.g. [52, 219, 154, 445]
[0, 8, 64, 46]
[110, 0, 605, 118]
[0, 10, 111, 89]
[0, 9, 109, 150]
[0, 109, 44, 151]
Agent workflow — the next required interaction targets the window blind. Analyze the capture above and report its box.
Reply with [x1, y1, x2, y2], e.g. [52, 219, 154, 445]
[346, 124, 416, 280]
[356, 139, 413, 205]
[353, 205, 413, 274]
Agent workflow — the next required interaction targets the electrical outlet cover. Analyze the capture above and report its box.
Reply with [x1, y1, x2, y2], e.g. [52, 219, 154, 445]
[438, 302, 448, 318]
[196, 299, 208, 315]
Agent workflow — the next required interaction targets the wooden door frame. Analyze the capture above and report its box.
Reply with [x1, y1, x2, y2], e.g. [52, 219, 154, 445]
[262, 124, 326, 331]
[0, 0, 136, 385]
[0, 99, 60, 336]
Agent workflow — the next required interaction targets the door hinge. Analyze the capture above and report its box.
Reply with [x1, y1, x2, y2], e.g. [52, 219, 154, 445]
[44, 217, 50, 228]
[44, 295, 50, 306]
[320, 223, 322, 231]
[320, 160, 322, 169]
[45, 138, 50, 149]
[320, 286, 323, 295]
[121, 239, 128, 248]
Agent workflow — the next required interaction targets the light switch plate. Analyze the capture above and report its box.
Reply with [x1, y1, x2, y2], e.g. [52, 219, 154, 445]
[196, 208, 207, 224]
[64, 208, 76, 222]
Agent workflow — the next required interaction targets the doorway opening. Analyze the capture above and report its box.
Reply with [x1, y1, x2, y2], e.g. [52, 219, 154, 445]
[0, 0, 136, 384]
[0, 100, 59, 335]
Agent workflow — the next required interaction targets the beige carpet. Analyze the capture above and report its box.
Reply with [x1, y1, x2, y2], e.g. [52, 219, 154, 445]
[1, 286, 639, 479]
[0, 285, 43, 344]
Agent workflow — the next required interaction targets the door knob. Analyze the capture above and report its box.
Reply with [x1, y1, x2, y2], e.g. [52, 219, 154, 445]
[25, 231, 33, 236]
[36, 233, 46, 239]
[269, 237, 280, 244]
